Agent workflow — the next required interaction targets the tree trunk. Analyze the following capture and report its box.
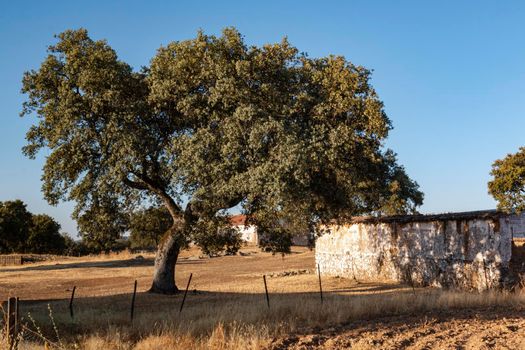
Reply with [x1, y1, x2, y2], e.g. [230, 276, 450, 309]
[149, 231, 181, 294]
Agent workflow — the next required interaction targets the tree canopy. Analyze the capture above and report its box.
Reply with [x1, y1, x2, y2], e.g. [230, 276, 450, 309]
[488, 147, 525, 213]
[129, 206, 172, 249]
[0, 200, 32, 253]
[28, 214, 66, 254]
[0, 200, 66, 254]
[21, 28, 423, 292]
[76, 196, 129, 251]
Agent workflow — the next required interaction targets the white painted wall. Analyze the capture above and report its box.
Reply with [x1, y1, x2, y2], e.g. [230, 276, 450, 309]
[316, 213, 515, 290]
[235, 225, 258, 244]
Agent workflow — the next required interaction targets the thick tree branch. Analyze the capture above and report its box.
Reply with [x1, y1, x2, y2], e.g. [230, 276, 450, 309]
[124, 174, 182, 221]
[123, 176, 148, 190]
[184, 194, 244, 226]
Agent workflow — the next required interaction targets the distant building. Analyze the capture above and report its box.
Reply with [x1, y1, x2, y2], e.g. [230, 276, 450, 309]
[229, 214, 310, 246]
[229, 214, 258, 244]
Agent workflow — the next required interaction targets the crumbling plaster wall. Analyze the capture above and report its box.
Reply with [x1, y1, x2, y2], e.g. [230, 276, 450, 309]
[316, 215, 514, 290]
[236, 225, 258, 244]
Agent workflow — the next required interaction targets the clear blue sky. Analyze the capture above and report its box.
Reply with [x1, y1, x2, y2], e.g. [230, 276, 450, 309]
[2, 0, 525, 237]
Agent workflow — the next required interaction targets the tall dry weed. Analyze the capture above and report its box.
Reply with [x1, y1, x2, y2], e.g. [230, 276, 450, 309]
[9, 287, 525, 349]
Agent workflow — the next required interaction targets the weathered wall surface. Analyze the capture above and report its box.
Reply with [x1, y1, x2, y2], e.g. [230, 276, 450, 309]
[504, 214, 525, 238]
[236, 225, 258, 244]
[316, 212, 514, 290]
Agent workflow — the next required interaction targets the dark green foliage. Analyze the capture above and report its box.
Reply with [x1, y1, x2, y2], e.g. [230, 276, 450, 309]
[27, 214, 66, 254]
[378, 150, 424, 215]
[76, 196, 129, 252]
[0, 200, 32, 253]
[191, 217, 242, 256]
[129, 207, 172, 249]
[255, 211, 306, 253]
[258, 227, 293, 254]
[63, 235, 93, 256]
[0, 200, 69, 254]
[488, 147, 525, 213]
[111, 238, 131, 252]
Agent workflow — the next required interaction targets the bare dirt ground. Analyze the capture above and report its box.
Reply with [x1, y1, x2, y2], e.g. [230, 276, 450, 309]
[0, 246, 413, 301]
[269, 309, 525, 350]
[0, 246, 322, 300]
[1, 247, 524, 349]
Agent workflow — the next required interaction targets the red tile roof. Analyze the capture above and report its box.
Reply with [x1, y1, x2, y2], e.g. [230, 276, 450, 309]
[229, 214, 247, 226]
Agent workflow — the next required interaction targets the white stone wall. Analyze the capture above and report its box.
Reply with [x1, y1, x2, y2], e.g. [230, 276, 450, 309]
[316, 215, 514, 290]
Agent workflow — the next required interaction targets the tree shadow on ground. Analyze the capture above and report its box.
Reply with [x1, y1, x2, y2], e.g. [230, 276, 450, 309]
[14, 283, 501, 319]
[0, 257, 204, 273]
[326, 282, 408, 294]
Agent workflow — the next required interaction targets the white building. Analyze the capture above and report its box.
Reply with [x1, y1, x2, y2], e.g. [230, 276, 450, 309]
[229, 214, 310, 246]
[230, 214, 258, 244]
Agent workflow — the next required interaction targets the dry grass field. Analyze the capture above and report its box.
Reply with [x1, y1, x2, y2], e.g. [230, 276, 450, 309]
[1, 246, 525, 349]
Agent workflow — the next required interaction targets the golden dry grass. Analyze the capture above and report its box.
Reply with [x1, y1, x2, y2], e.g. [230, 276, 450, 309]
[1, 247, 524, 349]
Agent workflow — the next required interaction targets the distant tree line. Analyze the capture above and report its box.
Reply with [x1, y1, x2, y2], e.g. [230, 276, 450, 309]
[79, 204, 240, 256]
[0, 199, 194, 255]
[0, 200, 68, 254]
[77, 205, 174, 253]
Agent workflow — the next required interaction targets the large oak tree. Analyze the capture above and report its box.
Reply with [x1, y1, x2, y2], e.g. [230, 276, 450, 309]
[21, 28, 423, 293]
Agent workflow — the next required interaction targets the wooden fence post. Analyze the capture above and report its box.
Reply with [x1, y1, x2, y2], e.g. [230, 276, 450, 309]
[179, 273, 193, 313]
[263, 275, 270, 309]
[130, 280, 137, 323]
[5, 297, 19, 349]
[69, 286, 76, 320]
[15, 297, 19, 343]
[317, 264, 324, 303]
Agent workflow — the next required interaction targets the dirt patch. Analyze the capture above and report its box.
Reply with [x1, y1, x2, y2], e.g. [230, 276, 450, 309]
[268, 308, 525, 350]
[0, 246, 316, 300]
